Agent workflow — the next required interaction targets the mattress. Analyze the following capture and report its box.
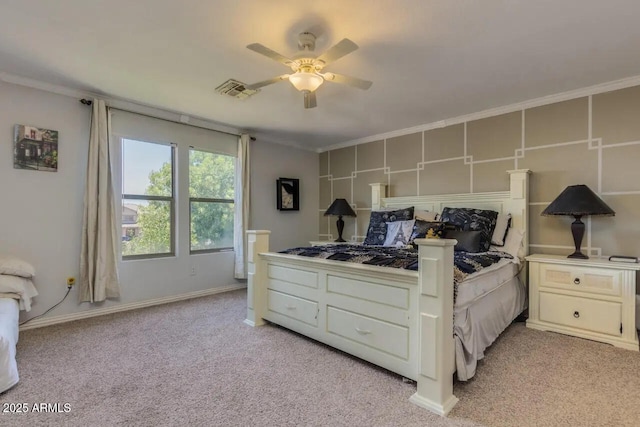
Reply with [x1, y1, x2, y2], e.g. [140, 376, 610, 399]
[0, 298, 20, 393]
[455, 258, 521, 309]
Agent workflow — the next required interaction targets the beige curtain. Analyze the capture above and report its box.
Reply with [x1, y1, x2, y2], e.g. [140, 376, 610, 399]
[79, 99, 121, 302]
[234, 134, 251, 279]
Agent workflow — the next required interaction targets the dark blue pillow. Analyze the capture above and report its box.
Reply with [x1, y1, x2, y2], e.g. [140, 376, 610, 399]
[440, 207, 498, 252]
[363, 207, 414, 245]
[409, 220, 444, 245]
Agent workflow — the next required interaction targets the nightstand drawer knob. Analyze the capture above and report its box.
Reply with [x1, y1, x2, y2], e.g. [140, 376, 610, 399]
[573, 277, 581, 285]
[573, 311, 580, 318]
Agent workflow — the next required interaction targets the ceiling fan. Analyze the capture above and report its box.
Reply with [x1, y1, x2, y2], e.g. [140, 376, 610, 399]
[245, 32, 372, 109]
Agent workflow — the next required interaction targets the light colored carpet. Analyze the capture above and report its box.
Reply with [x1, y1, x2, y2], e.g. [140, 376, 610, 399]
[2, 289, 640, 426]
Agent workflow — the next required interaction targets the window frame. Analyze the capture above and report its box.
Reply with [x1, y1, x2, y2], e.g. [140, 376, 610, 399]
[188, 147, 235, 254]
[121, 139, 176, 260]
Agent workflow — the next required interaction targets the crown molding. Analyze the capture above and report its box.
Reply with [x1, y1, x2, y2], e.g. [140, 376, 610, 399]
[0, 72, 87, 98]
[319, 74, 640, 153]
[253, 134, 318, 152]
[0, 71, 242, 137]
[0, 71, 320, 152]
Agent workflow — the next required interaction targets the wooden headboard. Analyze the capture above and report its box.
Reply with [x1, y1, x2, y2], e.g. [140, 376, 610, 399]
[370, 169, 531, 256]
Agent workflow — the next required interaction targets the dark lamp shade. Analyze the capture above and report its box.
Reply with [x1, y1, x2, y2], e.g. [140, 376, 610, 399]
[541, 184, 614, 259]
[324, 199, 356, 217]
[541, 185, 615, 217]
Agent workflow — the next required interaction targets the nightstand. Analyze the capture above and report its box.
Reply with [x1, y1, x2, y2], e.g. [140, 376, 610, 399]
[526, 254, 640, 351]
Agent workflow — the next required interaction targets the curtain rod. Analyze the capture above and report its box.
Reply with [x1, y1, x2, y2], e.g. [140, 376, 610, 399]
[80, 99, 255, 141]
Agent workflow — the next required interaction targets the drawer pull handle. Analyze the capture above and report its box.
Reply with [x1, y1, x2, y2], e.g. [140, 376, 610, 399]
[285, 305, 296, 310]
[573, 311, 580, 318]
[573, 278, 580, 285]
[355, 327, 372, 335]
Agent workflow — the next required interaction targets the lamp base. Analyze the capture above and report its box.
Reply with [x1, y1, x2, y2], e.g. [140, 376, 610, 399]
[568, 251, 589, 259]
[568, 215, 588, 259]
[334, 215, 346, 242]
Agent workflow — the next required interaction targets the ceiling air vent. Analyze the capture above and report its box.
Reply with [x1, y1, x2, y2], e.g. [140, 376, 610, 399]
[215, 79, 259, 99]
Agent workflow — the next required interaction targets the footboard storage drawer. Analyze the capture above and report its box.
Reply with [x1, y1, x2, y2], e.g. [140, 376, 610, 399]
[268, 290, 319, 327]
[327, 306, 409, 360]
[539, 292, 622, 336]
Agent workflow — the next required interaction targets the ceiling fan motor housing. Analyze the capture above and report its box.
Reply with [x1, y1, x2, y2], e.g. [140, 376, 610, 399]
[298, 32, 316, 51]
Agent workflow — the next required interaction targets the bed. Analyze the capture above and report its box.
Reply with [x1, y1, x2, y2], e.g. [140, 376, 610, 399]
[0, 255, 38, 393]
[245, 169, 530, 416]
[0, 298, 19, 393]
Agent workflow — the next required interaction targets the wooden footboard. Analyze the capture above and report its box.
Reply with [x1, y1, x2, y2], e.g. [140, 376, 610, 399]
[245, 231, 458, 416]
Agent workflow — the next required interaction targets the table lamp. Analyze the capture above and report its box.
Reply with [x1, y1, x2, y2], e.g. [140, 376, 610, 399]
[541, 184, 615, 259]
[324, 199, 357, 242]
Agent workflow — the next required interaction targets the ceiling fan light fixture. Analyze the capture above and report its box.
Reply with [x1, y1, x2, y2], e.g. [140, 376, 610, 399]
[289, 72, 324, 92]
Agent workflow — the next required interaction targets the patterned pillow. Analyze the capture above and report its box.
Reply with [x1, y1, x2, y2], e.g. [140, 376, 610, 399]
[440, 207, 498, 252]
[363, 207, 414, 245]
[383, 220, 415, 247]
[491, 213, 511, 246]
[409, 220, 445, 245]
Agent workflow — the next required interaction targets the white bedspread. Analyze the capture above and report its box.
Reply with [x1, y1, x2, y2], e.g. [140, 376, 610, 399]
[0, 298, 19, 393]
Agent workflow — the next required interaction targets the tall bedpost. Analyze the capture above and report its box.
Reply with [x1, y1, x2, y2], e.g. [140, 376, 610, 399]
[410, 238, 458, 416]
[244, 230, 270, 327]
[369, 183, 387, 210]
[506, 169, 531, 256]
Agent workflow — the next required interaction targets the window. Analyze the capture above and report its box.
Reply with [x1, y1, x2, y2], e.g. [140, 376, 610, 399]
[112, 109, 239, 260]
[189, 148, 235, 252]
[121, 139, 175, 258]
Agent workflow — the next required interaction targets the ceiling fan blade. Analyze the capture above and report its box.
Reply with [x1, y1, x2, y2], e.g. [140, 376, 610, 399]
[322, 72, 372, 90]
[246, 43, 295, 67]
[304, 91, 317, 109]
[315, 38, 359, 65]
[245, 74, 290, 90]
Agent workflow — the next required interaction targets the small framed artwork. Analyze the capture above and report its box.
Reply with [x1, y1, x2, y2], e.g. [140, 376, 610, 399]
[276, 178, 299, 211]
[13, 124, 59, 172]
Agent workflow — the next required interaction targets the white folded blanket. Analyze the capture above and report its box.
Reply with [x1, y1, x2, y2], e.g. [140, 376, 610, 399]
[0, 275, 38, 311]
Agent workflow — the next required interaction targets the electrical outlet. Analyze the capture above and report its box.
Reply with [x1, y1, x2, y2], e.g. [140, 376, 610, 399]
[189, 265, 197, 276]
[67, 277, 76, 287]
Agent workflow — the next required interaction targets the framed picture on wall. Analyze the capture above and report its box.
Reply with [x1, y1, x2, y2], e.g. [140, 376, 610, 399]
[276, 178, 299, 211]
[13, 124, 59, 172]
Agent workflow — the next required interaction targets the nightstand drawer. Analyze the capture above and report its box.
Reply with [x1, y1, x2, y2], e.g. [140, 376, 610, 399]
[539, 263, 621, 297]
[539, 292, 622, 336]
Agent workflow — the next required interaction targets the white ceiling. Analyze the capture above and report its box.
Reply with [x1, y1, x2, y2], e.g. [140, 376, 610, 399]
[2, 1, 640, 151]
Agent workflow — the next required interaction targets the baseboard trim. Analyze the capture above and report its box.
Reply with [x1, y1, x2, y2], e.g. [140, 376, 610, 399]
[19, 284, 247, 331]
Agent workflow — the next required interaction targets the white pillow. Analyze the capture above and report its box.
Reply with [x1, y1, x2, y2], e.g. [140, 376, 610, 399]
[491, 213, 512, 246]
[491, 228, 525, 263]
[0, 292, 20, 299]
[415, 210, 438, 221]
[0, 254, 35, 278]
[0, 274, 38, 311]
[383, 220, 415, 247]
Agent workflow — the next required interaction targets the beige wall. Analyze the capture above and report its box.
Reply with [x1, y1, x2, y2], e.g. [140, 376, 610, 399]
[251, 141, 319, 252]
[319, 85, 640, 258]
